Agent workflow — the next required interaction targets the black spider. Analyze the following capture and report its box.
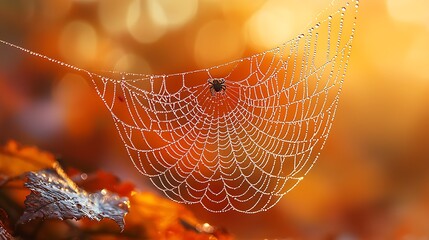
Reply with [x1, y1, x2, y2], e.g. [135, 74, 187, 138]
[208, 78, 226, 96]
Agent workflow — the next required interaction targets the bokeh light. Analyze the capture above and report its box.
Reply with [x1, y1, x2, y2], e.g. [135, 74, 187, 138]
[53, 73, 96, 139]
[194, 20, 245, 67]
[387, 0, 429, 29]
[245, 0, 327, 50]
[114, 52, 151, 73]
[149, 0, 198, 28]
[59, 20, 98, 66]
[98, 0, 132, 34]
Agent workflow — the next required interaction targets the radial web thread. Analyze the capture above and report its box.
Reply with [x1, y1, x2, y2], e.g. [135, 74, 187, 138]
[0, 0, 360, 213]
[89, 0, 360, 213]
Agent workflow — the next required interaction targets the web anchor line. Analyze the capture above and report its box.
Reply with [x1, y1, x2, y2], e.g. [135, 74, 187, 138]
[0, 0, 360, 213]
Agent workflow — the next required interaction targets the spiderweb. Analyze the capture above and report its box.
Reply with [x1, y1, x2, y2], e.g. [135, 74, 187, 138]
[0, 0, 360, 213]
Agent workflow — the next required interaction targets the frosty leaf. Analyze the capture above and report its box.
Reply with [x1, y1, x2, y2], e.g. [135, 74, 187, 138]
[0, 209, 13, 240]
[18, 167, 129, 231]
[0, 221, 13, 240]
[0, 141, 231, 238]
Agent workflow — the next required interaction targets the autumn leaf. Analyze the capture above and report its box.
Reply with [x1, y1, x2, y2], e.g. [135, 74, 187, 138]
[0, 221, 13, 240]
[0, 209, 13, 240]
[70, 169, 135, 197]
[0, 140, 56, 180]
[18, 166, 129, 231]
[68, 170, 232, 239]
[0, 141, 232, 239]
[0, 140, 59, 220]
[125, 192, 232, 240]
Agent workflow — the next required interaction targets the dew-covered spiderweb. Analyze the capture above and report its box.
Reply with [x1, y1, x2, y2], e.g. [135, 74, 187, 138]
[0, 0, 360, 213]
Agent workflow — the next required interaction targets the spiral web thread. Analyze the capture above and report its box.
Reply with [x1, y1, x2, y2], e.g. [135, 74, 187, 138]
[0, 0, 360, 213]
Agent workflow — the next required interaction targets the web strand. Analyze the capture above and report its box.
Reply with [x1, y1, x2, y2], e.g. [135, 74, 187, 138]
[0, 0, 360, 213]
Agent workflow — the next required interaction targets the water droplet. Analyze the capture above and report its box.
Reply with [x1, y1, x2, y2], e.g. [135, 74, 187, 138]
[80, 173, 88, 180]
[119, 201, 129, 211]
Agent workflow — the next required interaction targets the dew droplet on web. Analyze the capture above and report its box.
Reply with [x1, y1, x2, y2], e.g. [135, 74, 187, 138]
[0, 0, 360, 214]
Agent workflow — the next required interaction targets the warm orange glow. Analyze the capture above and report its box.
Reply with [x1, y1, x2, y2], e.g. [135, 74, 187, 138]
[194, 20, 245, 68]
[114, 52, 152, 73]
[127, 0, 167, 44]
[59, 21, 98, 66]
[149, 0, 198, 28]
[387, 0, 429, 29]
[98, 0, 132, 34]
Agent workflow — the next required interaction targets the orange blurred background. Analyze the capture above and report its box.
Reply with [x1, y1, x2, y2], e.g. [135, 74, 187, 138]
[1, 0, 429, 239]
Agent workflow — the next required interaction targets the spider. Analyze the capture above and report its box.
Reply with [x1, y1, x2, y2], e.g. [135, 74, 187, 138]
[208, 78, 226, 96]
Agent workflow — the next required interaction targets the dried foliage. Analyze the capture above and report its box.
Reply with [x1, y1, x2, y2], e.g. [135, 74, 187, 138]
[18, 168, 129, 231]
[0, 221, 13, 240]
[0, 210, 13, 240]
[0, 140, 55, 181]
[0, 141, 233, 239]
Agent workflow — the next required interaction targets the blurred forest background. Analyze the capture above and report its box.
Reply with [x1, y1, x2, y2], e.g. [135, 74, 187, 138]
[0, 0, 428, 239]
